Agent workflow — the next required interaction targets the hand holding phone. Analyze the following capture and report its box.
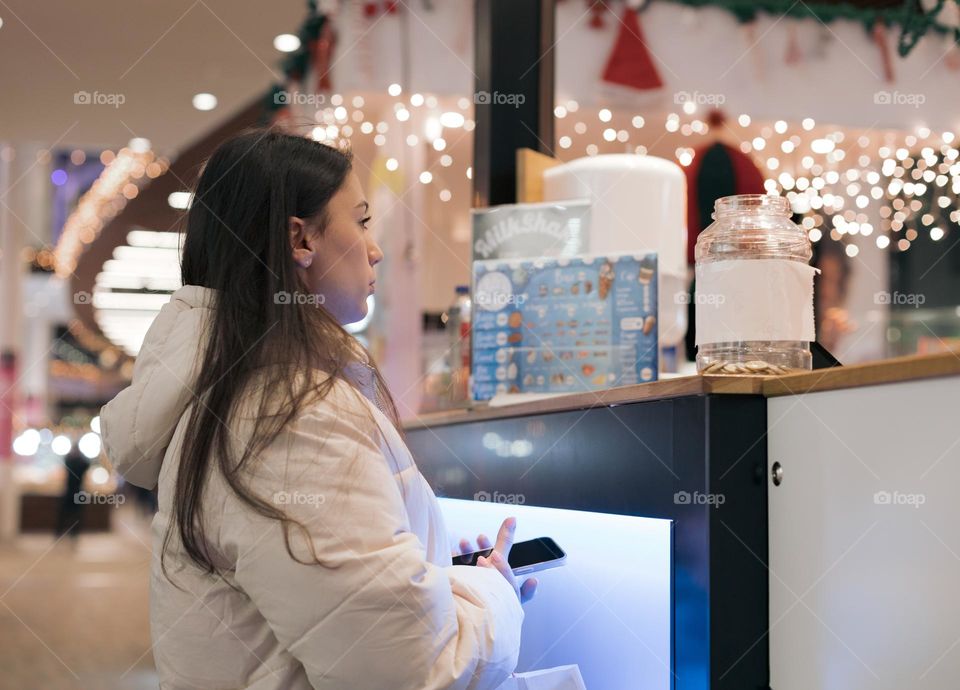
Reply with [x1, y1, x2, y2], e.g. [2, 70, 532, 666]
[451, 517, 546, 604]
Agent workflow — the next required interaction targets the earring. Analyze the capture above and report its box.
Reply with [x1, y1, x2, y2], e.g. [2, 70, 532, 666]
[301, 257, 313, 268]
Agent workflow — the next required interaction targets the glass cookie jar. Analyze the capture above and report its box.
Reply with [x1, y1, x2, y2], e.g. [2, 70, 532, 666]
[694, 195, 816, 375]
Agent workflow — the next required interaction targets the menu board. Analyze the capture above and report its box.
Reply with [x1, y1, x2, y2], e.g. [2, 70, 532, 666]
[472, 253, 658, 401]
[471, 200, 591, 262]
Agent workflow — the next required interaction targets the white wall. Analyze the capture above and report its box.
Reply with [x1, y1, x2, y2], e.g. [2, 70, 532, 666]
[332, 1, 960, 131]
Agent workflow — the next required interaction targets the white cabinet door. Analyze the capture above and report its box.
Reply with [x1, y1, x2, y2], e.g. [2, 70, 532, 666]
[768, 375, 960, 690]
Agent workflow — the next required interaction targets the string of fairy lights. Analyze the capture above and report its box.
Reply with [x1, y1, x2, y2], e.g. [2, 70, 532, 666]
[297, 84, 955, 257]
[287, 86, 476, 207]
[76, 85, 954, 358]
[553, 101, 958, 255]
[53, 140, 169, 277]
[747, 118, 959, 255]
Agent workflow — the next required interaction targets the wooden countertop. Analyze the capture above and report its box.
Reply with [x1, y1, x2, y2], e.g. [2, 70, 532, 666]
[403, 351, 960, 430]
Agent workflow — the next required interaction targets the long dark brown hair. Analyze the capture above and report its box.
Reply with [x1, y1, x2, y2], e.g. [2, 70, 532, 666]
[165, 129, 399, 578]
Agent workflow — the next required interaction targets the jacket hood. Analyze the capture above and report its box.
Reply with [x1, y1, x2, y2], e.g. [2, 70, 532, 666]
[100, 285, 215, 489]
[100, 285, 381, 489]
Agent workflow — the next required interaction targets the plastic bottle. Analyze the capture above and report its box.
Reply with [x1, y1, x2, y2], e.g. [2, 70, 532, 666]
[447, 285, 472, 402]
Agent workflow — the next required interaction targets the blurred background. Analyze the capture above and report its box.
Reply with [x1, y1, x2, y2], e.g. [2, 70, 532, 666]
[1, 0, 959, 687]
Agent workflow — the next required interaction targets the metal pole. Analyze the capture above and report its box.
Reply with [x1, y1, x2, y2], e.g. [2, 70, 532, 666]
[0, 143, 23, 542]
[472, 0, 556, 208]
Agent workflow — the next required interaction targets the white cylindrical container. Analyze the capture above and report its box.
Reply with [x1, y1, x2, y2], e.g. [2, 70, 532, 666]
[542, 154, 688, 361]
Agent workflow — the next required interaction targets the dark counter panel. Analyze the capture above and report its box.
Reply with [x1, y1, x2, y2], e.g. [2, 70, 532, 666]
[406, 393, 770, 690]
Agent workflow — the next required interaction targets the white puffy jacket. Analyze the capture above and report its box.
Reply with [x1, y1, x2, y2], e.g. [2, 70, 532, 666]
[100, 285, 524, 690]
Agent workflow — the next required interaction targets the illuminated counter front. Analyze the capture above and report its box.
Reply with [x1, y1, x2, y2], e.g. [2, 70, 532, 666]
[406, 380, 771, 690]
[404, 352, 960, 690]
[439, 499, 673, 688]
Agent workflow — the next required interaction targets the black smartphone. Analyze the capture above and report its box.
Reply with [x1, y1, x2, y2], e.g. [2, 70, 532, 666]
[451, 537, 567, 575]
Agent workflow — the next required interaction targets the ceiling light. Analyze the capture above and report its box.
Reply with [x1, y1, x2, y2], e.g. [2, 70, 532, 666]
[273, 33, 301, 52]
[168, 191, 193, 209]
[192, 93, 217, 111]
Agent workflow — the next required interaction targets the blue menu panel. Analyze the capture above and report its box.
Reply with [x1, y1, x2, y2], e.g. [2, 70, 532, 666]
[472, 253, 659, 400]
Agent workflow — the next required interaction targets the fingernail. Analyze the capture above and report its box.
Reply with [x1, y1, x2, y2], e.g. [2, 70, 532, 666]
[508, 518, 516, 530]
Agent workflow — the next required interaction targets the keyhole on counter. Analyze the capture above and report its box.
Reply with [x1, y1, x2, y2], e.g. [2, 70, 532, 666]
[771, 462, 784, 486]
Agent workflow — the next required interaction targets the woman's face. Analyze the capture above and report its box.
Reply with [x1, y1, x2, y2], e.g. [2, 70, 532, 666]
[290, 170, 383, 325]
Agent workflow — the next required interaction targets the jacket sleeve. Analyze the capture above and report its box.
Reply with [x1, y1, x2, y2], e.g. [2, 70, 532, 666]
[99, 305, 207, 489]
[224, 391, 524, 690]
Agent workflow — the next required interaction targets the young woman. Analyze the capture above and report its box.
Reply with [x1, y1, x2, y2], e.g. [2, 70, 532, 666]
[100, 130, 536, 689]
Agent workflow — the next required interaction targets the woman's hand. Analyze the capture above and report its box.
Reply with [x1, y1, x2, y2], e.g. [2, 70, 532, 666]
[456, 517, 537, 604]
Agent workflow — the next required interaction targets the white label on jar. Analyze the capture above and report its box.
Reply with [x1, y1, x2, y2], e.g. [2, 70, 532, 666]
[695, 259, 818, 345]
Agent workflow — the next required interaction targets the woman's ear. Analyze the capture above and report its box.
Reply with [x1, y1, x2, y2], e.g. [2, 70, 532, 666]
[288, 216, 314, 268]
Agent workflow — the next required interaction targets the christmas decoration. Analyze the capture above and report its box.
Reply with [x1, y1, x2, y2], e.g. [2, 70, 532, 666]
[659, 0, 960, 58]
[261, 0, 960, 123]
[683, 114, 766, 265]
[811, 23, 833, 60]
[929, 0, 960, 68]
[742, 19, 767, 81]
[588, 0, 606, 29]
[602, 7, 664, 91]
[313, 18, 335, 92]
[872, 21, 895, 83]
[784, 23, 803, 65]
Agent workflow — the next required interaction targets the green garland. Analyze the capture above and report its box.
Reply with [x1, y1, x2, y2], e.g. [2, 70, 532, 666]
[662, 0, 959, 55]
[279, 10, 326, 80]
[261, 0, 327, 123]
[896, 0, 955, 55]
[261, 0, 959, 120]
